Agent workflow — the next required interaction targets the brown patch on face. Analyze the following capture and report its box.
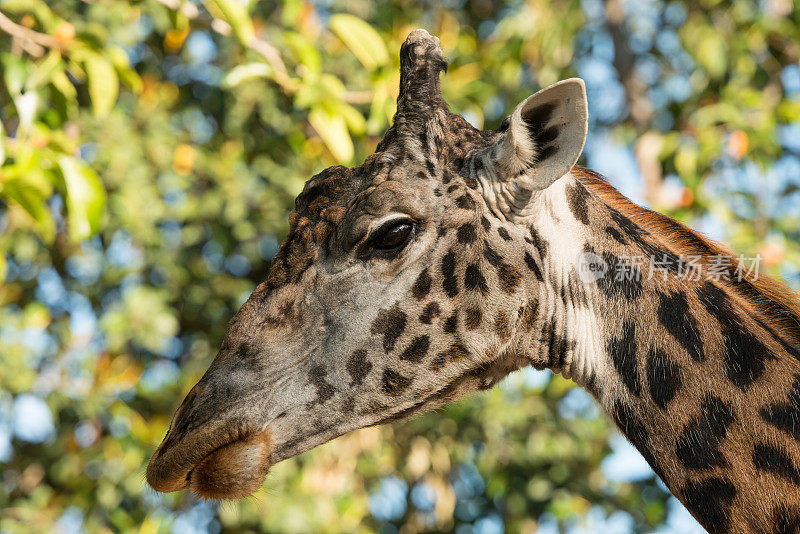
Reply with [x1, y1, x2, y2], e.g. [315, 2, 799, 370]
[271, 298, 303, 328]
[498, 265, 522, 294]
[399, 335, 431, 362]
[443, 311, 458, 334]
[371, 304, 408, 352]
[481, 241, 521, 294]
[429, 343, 470, 370]
[495, 311, 512, 342]
[347, 349, 372, 386]
[465, 308, 482, 330]
[420, 302, 441, 324]
[308, 195, 330, 213]
[456, 194, 476, 210]
[412, 268, 432, 299]
[457, 222, 478, 244]
[364, 400, 390, 415]
[314, 222, 333, 243]
[320, 205, 346, 225]
[520, 300, 538, 331]
[441, 249, 459, 297]
[464, 263, 489, 294]
[308, 365, 335, 405]
[382, 369, 413, 396]
[341, 396, 356, 413]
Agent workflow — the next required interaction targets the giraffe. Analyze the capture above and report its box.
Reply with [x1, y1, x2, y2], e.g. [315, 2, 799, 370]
[146, 30, 800, 533]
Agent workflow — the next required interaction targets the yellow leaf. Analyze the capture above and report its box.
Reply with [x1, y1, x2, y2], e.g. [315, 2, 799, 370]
[205, 0, 254, 46]
[164, 26, 189, 53]
[25, 50, 62, 91]
[58, 155, 106, 241]
[697, 32, 726, 80]
[329, 15, 389, 72]
[309, 107, 353, 163]
[107, 45, 143, 94]
[83, 52, 119, 118]
[2, 178, 55, 242]
[50, 70, 77, 100]
[138, 516, 161, 534]
[337, 102, 366, 136]
[223, 62, 273, 87]
[0, 120, 5, 165]
[675, 145, 699, 179]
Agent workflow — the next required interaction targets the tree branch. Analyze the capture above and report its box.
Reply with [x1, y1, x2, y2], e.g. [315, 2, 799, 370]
[153, 0, 370, 103]
[0, 11, 61, 57]
[604, 0, 662, 202]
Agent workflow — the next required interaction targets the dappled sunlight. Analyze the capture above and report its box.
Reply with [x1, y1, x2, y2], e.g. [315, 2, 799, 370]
[1, 0, 799, 532]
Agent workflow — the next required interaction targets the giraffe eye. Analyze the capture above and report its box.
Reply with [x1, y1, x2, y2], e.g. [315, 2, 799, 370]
[371, 220, 414, 251]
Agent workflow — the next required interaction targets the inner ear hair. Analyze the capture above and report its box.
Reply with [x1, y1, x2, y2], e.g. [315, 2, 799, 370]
[492, 78, 589, 193]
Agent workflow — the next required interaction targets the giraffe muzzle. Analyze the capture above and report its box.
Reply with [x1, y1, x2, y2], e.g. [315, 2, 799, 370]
[146, 371, 276, 499]
[146, 424, 274, 499]
[185, 429, 273, 499]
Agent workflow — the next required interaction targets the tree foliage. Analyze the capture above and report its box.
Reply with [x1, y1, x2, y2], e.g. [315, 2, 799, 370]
[1, 0, 798, 532]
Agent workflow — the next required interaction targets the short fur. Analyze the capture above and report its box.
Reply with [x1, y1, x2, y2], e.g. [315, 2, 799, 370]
[148, 30, 800, 533]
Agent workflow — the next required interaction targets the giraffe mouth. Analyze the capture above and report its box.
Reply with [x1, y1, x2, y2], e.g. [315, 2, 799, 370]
[185, 429, 273, 499]
[147, 427, 274, 500]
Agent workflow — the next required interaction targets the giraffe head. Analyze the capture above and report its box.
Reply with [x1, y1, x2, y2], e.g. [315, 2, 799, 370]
[146, 29, 588, 499]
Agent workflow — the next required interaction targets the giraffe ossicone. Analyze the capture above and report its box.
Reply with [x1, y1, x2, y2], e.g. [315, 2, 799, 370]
[147, 29, 800, 533]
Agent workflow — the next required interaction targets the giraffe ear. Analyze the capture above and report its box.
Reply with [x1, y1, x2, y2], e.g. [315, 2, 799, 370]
[479, 79, 588, 210]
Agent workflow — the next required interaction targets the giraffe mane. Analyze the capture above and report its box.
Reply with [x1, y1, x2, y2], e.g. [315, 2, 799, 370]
[573, 165, 800, 360]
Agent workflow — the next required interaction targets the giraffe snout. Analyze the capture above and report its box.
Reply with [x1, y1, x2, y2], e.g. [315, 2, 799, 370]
[146, 366, 275, 499]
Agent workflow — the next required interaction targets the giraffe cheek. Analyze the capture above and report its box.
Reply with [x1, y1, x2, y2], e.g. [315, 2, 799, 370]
[188, 430, 272, 500]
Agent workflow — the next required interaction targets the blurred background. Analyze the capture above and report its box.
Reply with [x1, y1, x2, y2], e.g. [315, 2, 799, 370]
[1, 0, 799, 532]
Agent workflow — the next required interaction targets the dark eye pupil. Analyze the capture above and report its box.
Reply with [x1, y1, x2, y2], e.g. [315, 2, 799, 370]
[377, 223, 412, 249]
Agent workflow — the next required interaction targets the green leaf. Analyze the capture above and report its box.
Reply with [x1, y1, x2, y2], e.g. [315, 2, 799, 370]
[696, 32, 726, 80]
[1, 178, 55, 242]
[107, 46, 143, 94]
[205, 0, 254, 46]
[337, 102, 366, 136]
[83, 52, 119, 118]
[285, 32, 321, 74]
[309, 106, 353, 163]
[0, 0, 57, 29]
[366, 80, 392, 135]
[50, 70, 77, 101]
[58, 156, 106, 241]
[223, 62, 273, 87]
[25, 50, 62, 91]
[0, 121, 5, 166]
[329, 15, 389, 72]
[2, 54, 28, 95]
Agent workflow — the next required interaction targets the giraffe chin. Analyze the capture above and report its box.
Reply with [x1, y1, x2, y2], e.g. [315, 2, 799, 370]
[187, 430, 273, 500]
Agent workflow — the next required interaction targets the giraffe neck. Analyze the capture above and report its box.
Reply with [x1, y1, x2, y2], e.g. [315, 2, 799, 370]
[515, 179, 606, 388]
[510, 168, 800, 533]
